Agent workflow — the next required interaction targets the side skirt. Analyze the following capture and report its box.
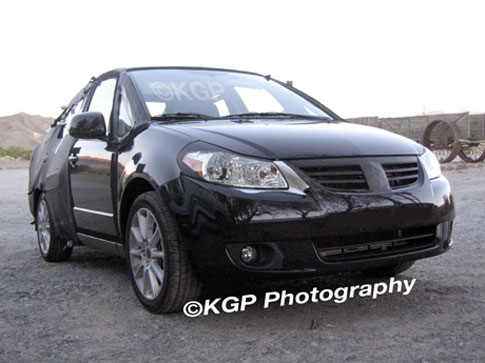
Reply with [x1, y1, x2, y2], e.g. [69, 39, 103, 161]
[77, 232, 125, 258]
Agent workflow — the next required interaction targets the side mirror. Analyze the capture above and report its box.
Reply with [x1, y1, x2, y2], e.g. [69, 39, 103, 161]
[69, 112, 106, 140]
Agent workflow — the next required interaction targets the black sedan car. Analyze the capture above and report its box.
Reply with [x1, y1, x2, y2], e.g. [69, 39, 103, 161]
[29, 67, 454, 313]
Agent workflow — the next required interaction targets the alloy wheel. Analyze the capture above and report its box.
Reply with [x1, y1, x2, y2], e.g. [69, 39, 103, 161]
[37, 199, 51, 255]
[129, 208, 165, 300]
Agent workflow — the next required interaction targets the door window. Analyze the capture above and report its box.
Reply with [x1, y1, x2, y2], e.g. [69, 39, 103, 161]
[88, 78, 117, 134]
[62, 99, 85, 137]
[117, 87, 134, 137]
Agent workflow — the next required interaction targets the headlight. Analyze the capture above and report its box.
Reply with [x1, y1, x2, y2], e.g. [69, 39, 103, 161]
[419, 147, 441, 179]
[181, 151, 288, 189]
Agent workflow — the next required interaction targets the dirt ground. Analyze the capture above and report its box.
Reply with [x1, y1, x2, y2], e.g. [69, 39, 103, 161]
[0, 162, 484, 362]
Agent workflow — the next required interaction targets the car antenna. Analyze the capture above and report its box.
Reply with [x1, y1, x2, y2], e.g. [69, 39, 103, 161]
[264, 74, 271, 81]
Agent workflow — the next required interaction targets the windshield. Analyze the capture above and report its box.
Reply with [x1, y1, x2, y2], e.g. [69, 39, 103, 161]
[129, 69, 332, 120]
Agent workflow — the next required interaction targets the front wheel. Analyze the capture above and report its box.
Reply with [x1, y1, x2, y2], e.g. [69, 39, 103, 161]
[36, 194, 72, 262]
[125, 191, 201, 313]
[364, 261, 415, 277]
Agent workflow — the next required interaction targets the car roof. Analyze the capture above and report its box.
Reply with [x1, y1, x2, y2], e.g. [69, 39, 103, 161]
[96, 66, 271, 80]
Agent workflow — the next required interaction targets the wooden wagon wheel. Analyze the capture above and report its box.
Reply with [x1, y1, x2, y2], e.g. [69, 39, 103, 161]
[459, 141, 485, 163]
[422, 120, 461, 163]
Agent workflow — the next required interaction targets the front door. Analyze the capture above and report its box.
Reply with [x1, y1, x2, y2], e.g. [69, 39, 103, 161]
[69, 77, 118, 240]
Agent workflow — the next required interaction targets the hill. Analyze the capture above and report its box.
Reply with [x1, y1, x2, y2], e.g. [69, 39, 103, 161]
[0, 113, 54, 149]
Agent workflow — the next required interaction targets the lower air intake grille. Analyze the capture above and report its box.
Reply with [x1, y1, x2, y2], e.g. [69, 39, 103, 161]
[314, 225, 437, 262]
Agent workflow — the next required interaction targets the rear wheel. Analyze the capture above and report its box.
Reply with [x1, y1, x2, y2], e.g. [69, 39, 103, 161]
[36, 194, 72, 262]
[125, 191, 201, 313]
[364, 261, 415, 277]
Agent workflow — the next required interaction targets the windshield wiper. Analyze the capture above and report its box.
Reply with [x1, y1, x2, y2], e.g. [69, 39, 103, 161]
[151, 112, 332, 122]
[219, 112, 331, 120]
[151, 113, 217, 121]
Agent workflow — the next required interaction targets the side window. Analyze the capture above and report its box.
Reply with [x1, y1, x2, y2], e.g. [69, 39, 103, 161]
[117, 87, 134, 137]
[62, 99, 85, 137]
[66, 99, 84, 129]
[87, 78, 117, 134]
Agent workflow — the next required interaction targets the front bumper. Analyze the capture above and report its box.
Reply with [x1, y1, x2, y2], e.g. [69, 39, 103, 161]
[165, 171, 454, 279]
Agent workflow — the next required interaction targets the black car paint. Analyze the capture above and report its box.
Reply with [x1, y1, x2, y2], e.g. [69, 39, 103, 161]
[163, 119, 425, 159]
[28, 67, 454, 280]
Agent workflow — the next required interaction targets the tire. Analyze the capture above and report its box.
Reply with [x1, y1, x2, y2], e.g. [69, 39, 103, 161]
[35, 193, 73, 262]
[364, 261, 415, 278]
[125, 191, 201, 313]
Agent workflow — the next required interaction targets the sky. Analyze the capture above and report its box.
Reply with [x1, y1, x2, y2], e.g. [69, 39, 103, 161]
[0, 0, 483, 119]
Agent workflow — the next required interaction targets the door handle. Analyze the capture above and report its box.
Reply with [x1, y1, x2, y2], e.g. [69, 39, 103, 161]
[69, 155, 78, 167]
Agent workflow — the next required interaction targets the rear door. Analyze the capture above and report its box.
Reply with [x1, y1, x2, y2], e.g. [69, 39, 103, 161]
[69, 77, 119, 241]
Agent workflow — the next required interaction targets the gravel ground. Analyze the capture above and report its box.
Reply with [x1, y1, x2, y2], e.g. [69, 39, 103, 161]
[0, 163, 484, 362]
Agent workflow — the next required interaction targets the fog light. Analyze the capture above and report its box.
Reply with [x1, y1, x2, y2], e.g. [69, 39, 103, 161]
[240, 245, 258, 264]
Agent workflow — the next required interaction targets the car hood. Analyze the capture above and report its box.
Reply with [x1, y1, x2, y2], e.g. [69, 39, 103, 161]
[161, 119, 425, 159]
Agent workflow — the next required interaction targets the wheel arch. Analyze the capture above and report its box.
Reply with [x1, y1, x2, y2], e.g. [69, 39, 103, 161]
[119, 176, 157, 243]
[32, 188, 43, 217]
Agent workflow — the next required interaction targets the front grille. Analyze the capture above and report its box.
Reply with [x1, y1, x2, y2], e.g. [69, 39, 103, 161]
[290, 157, 420, 193]
[296, 164, 369, 192]
[314, 225, 437, 262]
[382, 161, 419, 189]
